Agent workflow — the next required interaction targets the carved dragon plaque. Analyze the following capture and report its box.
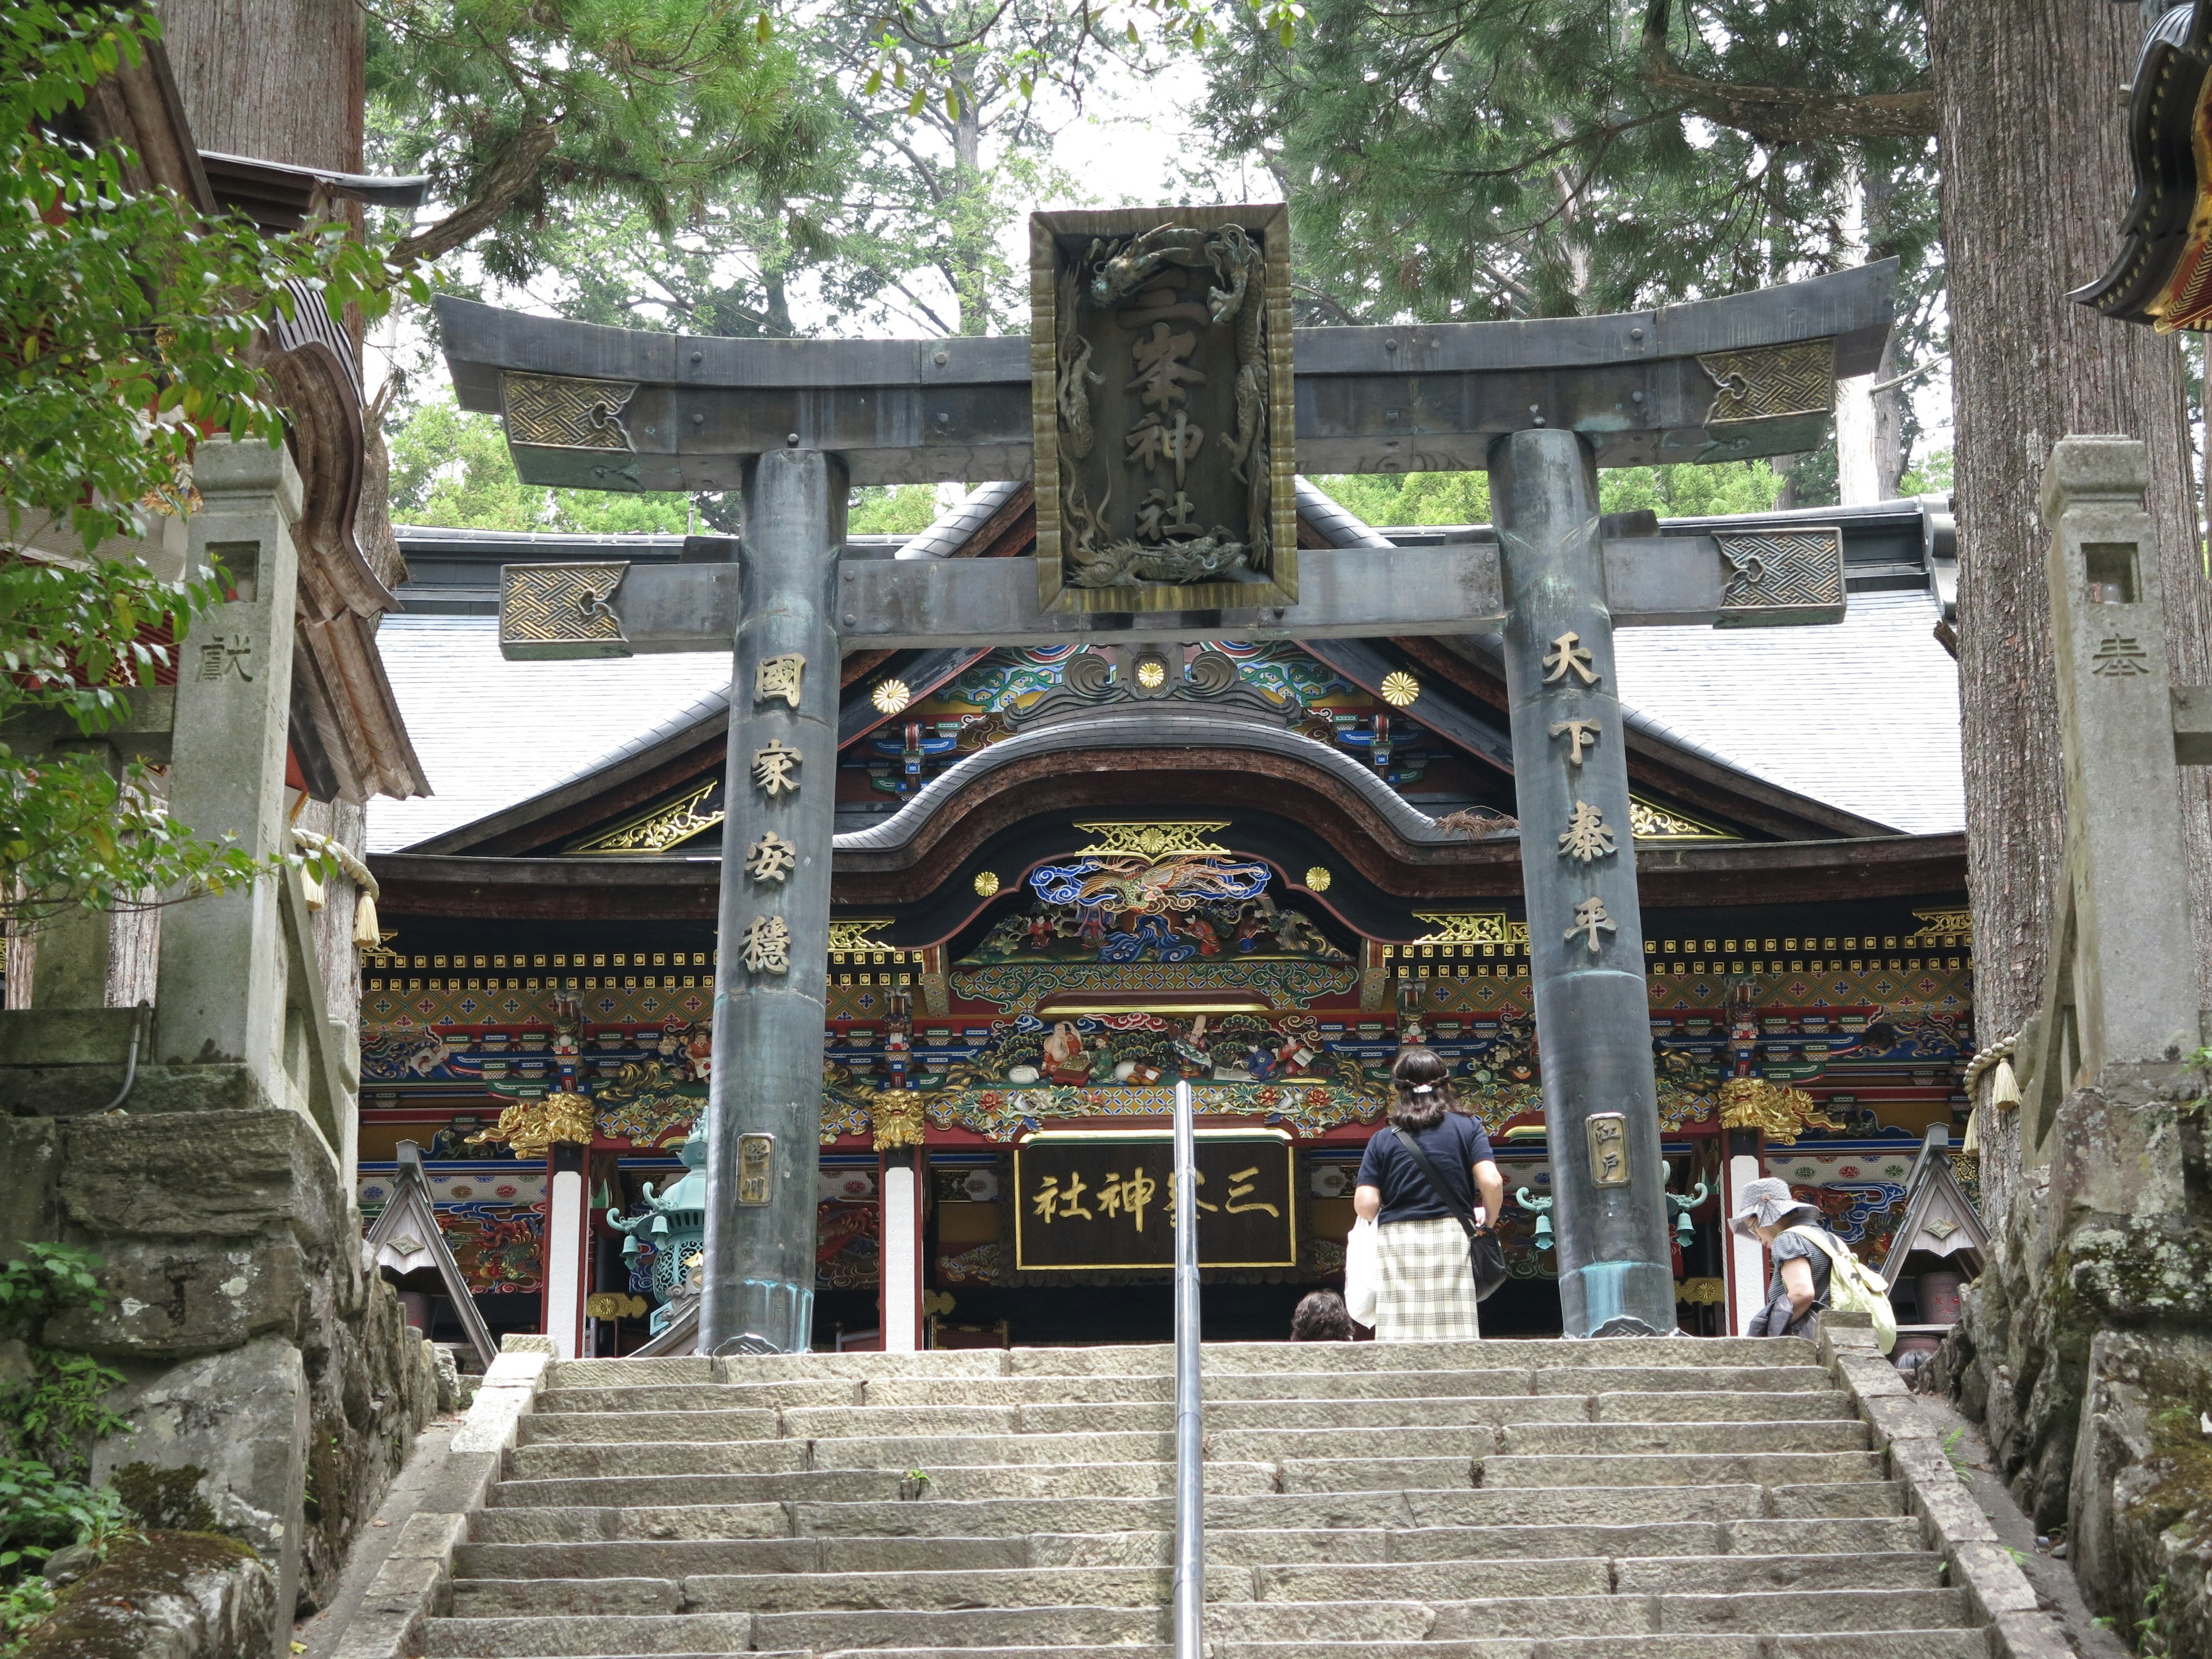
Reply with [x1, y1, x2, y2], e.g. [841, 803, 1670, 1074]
[1031, 204, 1297, 615]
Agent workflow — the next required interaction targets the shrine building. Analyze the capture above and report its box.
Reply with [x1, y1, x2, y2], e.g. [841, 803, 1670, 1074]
[358, 482, 1975, 1354]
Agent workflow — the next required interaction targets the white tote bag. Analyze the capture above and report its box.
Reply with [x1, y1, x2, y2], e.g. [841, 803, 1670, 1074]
[1343, 1217, 1380, 1327]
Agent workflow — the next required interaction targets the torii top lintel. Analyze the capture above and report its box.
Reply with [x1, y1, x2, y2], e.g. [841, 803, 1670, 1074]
[438, 262, 1895, 493]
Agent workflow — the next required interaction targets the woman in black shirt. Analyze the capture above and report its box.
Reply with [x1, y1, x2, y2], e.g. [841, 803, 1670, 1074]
[1353, 1047, 1505, 1340]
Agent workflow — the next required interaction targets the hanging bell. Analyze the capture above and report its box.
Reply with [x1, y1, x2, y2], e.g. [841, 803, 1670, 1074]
[620, 1234, 639, 1261]
[650, 1214, 670, 1236]
[1675, 1206, 1696, 1247]
[1533, 1212, 1554, 1251]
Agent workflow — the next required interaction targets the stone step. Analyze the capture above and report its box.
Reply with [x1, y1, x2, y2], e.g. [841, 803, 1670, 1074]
[522, 1388, 1862, 1450]
[541, 1380, 863, 1413]
[448, 1565, 1184, 1618]
[504, 1419, 1868, 1478]
[778, 1481, 1782, 1538]
[453, 1513, 1926, 1580]
[1496, 1420, 1870, 1455]
[808, 1430, 1174, 1469]
[469, 1480, 1784, 1546]
[1769, 1482, 1910, 1518]
[796, 1636, 1988, 1659]
[422, 1611, 755, 1656]
[1016, 1396, 1572, 1432]
[1274, 1455, 1479, 1492]
[543, 1336, 1821, 1391]
[1593, 1391, 1855, 1423]
[489, 1458, 1282, 1510]
[505, 1438, 813, 1480]
[1478, 1452, 1887, 1487]
[519, 1408, 782, 1444]
[453, 1550, 1799, 1616]
[738, 1586, 1969, 1650]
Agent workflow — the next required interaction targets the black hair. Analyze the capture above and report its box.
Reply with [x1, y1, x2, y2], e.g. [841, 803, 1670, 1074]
[1291, 1289, 1355, 1340]
[1390, 1044, 1454, 1131]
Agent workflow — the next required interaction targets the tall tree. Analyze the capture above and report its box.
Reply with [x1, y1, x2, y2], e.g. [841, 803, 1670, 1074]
[1926, 1, 2212, 1205]
[1198, 0, 1947, 488]
[363, 0, 835, 274]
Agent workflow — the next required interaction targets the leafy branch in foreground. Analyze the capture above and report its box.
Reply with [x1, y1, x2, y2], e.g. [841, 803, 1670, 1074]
[3, 1, 393, 921]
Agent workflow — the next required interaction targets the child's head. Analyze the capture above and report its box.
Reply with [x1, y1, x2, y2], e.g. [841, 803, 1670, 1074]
[1291, 1289, 1355, 1341]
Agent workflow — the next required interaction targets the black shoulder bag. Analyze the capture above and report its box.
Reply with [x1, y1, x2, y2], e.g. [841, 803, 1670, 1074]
[1391, 1125, 1509, 1302]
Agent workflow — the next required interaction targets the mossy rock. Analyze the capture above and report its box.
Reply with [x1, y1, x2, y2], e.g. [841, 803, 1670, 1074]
[106, 1463, 215, 1535]
[12, 1531, 271, 1659]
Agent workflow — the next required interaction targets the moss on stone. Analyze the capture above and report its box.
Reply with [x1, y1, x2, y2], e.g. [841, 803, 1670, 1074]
[12, 1531, 259, 1658]
[107, 1462, 215, 1534]
[2145, 1405, 2212, 1547]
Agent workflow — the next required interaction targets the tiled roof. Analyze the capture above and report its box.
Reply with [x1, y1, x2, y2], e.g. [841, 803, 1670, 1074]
[368, 484, 1964, 852]
[1613, 590, 1961, 834]
[366, 616, 730, 853]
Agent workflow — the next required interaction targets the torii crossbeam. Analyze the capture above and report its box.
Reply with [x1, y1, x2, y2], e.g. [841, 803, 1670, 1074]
[444, 248, 1896, 1351]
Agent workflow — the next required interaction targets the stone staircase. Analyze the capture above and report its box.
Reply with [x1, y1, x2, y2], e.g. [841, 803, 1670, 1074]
[414, 1335, 2039, 1659]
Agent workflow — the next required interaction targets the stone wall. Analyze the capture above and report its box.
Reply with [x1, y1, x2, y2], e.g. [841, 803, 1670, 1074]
[1, 1088, 437, 1645]
[1935, 1062, 2212, 1650]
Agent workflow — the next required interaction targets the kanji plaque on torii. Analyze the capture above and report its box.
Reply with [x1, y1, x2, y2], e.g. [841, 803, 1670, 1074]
[445, 226, 1896, 1351]
[1032, 206, 1297, 615]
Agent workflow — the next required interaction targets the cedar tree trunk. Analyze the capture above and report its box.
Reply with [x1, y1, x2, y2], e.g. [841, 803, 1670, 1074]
[1927, 0, 2212, 1202]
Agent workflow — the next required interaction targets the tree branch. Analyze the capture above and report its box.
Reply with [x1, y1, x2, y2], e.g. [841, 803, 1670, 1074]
[389, 119, 562, 266]
[1638, 0, 1936, 143]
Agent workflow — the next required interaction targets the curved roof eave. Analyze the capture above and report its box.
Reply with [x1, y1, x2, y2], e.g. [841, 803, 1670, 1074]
[832, 706, 1460, 858]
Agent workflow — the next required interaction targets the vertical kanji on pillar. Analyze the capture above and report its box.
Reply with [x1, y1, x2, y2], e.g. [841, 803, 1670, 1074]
[701, 446, 847, 1354]
[1491, 427, 1676, 1338]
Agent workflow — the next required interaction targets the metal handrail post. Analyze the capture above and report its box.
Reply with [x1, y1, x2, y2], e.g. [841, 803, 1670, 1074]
[1172, 1078, 1204, 1659]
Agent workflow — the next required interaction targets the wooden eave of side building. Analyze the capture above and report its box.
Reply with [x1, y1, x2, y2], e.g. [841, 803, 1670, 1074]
[60, 46, 431, 805]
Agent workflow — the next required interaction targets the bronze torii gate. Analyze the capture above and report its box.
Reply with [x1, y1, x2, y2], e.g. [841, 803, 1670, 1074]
[441, 221, 1895, 1351]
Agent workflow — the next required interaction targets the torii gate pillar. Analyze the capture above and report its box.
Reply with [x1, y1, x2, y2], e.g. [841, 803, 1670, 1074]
[1493, 428, 1675, 1336]
[699, 446, 846, 1355]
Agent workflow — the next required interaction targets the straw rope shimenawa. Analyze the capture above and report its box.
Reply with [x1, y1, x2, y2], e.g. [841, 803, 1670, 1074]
[1956, 1031, 2024, 1155]
[293, 826, 384, 948]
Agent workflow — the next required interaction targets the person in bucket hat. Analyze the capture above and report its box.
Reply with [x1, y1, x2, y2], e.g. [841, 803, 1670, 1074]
[1730, 1176, 1839, 1338]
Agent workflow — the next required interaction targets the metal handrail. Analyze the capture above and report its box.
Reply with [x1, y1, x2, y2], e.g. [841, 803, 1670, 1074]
[1171, 1078, 1203, 1659]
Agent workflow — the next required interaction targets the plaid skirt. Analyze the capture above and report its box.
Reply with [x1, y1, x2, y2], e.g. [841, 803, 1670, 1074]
[1373, 1215, 1482, 1342]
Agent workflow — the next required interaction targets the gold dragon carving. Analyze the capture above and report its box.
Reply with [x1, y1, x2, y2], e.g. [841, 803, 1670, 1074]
[1716, 1077, 1842, 1145]
[467, 1092, 596, 1158]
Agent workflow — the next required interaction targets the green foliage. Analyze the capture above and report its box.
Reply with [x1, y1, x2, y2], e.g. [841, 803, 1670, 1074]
[365, 0, 837, 281]
[1899, 446, 1953, 497]
[0, 1249, 99, 1338]
[0, 1247, 128, 1480]
[5, 3, 408, 551]
[1311, 461, 1782, 528]
[0, 1462, 125, 1579]
[849, 487, 949, 536]
[1199, 0, 1939, 317]
[1942, 1426, 1973, 1479]
[1, 1573, 55, 1645]
[383, 396, 691, 533]
[1195, 0, 1945, 482]
[0, 1353, 130, 1481]
[2142, 1573, 2171, 1656]
[1, 1, 384, 921]
[0, 1247, 131, 1635]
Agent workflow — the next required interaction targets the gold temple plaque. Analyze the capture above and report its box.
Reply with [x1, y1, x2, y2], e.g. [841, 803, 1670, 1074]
[1031, 204, 1297, 615]
[1586, 1113, 1630, 1187]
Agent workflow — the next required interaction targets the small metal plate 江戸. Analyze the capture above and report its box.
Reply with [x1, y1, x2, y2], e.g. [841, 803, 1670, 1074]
[737, 1134, 775, 1205]
[498, 563, 632, 661]
[1586, 1113, 1631, 1187]
[1713, 527, 1846, 628]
